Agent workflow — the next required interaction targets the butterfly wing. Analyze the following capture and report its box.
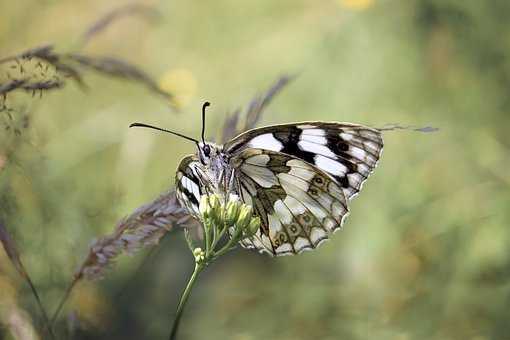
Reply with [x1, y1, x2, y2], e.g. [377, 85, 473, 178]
[231, 148, 349, 256]
[175, 155, 211, 218]
[225, 122, 383, 200]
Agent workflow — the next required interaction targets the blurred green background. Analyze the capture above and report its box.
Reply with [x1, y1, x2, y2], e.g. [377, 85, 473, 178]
[1, 0, 509, 339]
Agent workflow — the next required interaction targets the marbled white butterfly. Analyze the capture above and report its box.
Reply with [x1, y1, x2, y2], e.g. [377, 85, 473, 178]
[131, 102, 383, 256]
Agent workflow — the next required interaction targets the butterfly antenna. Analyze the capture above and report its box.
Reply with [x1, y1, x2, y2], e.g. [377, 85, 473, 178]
[129, 123, 200, 146]
[201, 101, 210, 144]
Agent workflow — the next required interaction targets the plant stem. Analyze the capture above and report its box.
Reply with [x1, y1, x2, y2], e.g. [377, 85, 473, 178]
[169, 263, 204, 340]
[24, 275, 55, 340]
[50, 276, 79, 328]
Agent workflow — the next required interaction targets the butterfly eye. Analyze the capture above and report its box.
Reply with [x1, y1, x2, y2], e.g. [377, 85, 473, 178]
[203, 144, 211, 157]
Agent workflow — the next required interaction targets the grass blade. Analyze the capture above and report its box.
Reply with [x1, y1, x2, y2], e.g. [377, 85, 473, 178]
[0, 219, 54, 340]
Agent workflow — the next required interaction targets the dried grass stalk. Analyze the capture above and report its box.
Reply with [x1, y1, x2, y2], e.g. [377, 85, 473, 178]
[0, 45, 53, 65]
[0, 45, 173, 100]
[0, 220, 27, 278]
[51, 190, 196, 325]
[242, 75, 294, 132]
[221, 75, 294, 142]
[0, 45, 86, 87]
[68, 53, 173, 101]
[79, 190, 193, 281]
[81, 3, 160, 45]
[0, 79, 64, 97]
[220, 108, 241, 143]
[0, 79, 28, 96]
[0, 45, 84, 96]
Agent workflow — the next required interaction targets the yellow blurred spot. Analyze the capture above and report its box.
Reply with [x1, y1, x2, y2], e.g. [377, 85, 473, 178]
[0, 275, 18, 306]
[159, 68, 197, 109]
[472, 336, 488, 340]
[395, 333, 411, 340]
[0, 154, 6, 173]
[232, 334, 254, 340]
[70, 283, 111, 329]
[340, 0, 374, 10]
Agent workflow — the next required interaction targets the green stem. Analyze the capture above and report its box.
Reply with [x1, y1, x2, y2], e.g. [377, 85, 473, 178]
[50, 276, 78, 328]
[204, 221, 211, 254]
[169, 263, 204, 340]
[209, 224, 228, 252]
[213, 240, 237, 259]
[24, 275, 55, 340]
[213, 229, 242, 259]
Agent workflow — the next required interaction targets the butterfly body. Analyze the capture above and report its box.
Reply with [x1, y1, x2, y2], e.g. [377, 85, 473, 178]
[195, 142, 235, 193]
[174, 121, 384, 257]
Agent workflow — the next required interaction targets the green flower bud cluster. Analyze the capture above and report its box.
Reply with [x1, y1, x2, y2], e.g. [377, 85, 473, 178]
[192, 248, 205, 263]
[224, 197, 261, 238]
[185, 194, 261, 265]
[199, 194, 260, 239]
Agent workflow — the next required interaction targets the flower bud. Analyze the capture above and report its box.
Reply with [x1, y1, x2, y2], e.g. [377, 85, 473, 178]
[209, 195, 222, 222]
[246, 216, 261, 237]
[193, 247, 205, 263]
[199, 195, 211, 219]
[208, 194, 221, 212]
[225, 200, 241, 226]
[236, 205, 253, 230]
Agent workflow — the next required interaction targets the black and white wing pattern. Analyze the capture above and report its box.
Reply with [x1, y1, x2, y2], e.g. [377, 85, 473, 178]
[225, 122, 383, 201]
[175, 155, 210, 218]
[231, 148, 349, 256]
[175, 122, 384, 257]
[224, 122, 383, 255]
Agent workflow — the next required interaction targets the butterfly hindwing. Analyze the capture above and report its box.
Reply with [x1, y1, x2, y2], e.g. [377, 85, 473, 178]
[175, 155, 209, 218]
[232, 148, 349, 256]
[225, 122, 383, 200]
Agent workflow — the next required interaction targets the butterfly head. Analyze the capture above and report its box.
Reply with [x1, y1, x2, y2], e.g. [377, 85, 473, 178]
[197, 141, 222, 165]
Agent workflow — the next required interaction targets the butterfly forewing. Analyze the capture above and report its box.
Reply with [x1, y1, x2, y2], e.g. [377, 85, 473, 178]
[225, 122, 383, 200]
[232, 148, 349, 256]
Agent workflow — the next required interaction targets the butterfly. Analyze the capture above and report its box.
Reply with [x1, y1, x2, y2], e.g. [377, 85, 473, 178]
[130, 102, 383, 256]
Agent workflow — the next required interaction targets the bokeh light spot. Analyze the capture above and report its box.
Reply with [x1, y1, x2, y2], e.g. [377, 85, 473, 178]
[159, 68, 197, 109]
[340, 0, 375, 10]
